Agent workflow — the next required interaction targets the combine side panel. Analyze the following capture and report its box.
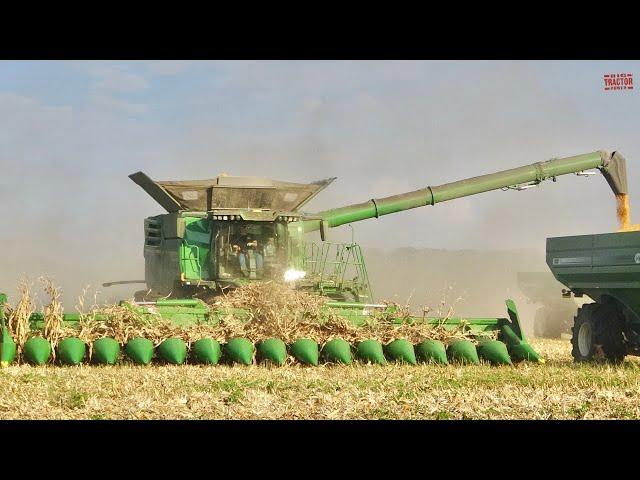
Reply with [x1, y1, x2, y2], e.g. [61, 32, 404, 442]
[144, 215, 183, 294]
[180, 217, 212, 281]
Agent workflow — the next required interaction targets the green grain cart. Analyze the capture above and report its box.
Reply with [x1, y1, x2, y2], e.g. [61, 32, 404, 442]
[547, 230, 640, 363]
[0, 150, 628, 367]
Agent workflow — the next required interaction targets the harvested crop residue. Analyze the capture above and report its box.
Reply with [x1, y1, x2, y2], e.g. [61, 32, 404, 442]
[6, 280, 482, 349]
[207, 281, 481, 344]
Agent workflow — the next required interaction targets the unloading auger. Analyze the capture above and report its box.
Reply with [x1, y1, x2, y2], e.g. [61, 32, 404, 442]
[0, 150, 628, 367]
[302, 150, 627, 232]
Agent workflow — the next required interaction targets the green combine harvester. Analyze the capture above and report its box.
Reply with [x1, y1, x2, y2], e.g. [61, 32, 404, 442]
[0, 150, 628, 367]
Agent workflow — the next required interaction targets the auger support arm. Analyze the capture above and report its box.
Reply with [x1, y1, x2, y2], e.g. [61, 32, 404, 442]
[302, 150, 628, 232]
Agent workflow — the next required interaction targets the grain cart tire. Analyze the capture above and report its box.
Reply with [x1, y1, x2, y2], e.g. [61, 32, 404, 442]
[594, 301, 626, 364]
[571, 304, 597, 362]
[572, 302, 626, 364]
[599, 320, 626, 364]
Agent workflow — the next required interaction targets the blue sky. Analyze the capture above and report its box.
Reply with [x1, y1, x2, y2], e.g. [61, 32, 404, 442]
[1, 60, 639, 303]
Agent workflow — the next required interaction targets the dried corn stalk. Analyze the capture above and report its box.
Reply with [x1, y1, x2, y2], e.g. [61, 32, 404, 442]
[40, 277, 77, 358]
[7, 279, 34, 355]
[5, 278, 484, 349]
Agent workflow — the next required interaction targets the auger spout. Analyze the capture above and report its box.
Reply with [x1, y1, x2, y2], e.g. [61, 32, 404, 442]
[302, 150, 628, 232]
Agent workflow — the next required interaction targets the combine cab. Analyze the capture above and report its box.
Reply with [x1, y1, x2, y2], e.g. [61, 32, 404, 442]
[129, 172, 336, 297]
[0, 150, 630, 367]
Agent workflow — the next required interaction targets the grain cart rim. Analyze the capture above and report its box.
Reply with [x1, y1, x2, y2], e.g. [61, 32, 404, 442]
[571, 304, 597, 362]
[578, 321, 593, 357]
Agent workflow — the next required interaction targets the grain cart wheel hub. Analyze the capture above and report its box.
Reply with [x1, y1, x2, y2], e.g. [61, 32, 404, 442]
[578, 321, 593, 357]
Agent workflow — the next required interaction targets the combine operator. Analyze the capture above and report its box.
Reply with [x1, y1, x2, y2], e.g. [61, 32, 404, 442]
[232, 225, 264, 278]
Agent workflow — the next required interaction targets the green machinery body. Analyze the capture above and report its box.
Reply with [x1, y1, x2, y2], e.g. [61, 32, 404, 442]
[128, 149, 627, 302]
[547, 231, 640, 362]
[0, 149, 630, 366]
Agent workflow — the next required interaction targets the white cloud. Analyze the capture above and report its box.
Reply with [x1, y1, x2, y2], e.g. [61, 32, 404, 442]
[70, 62, 151, 114]
[143, 60, 193, 76]
[88, 93, 149, 114]
[84, 63, 149, 93]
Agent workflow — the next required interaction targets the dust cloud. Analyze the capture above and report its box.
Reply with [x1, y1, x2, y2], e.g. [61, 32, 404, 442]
[364, 246, 577, 337]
